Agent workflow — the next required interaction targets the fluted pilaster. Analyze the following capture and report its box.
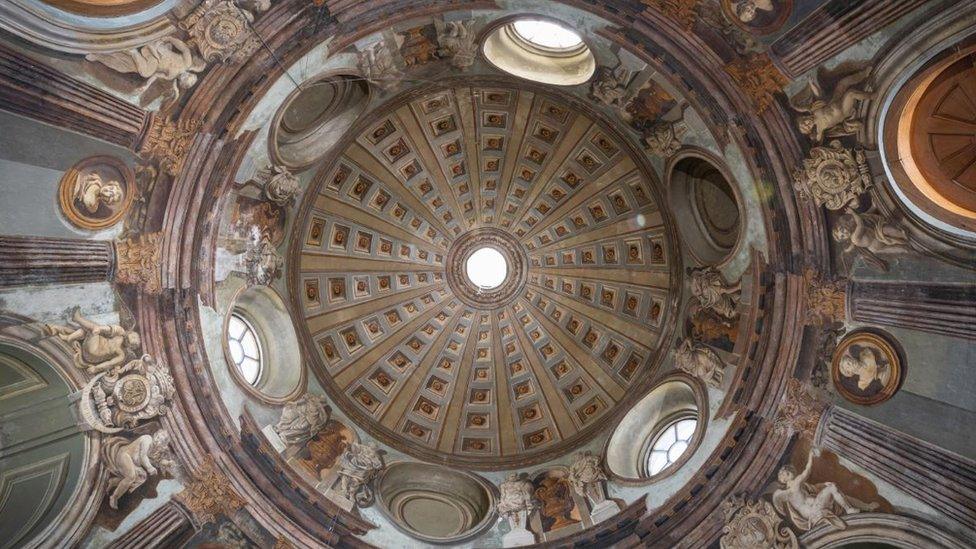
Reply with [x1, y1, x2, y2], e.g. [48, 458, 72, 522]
[849, 279, 976, 341]
[770, 0, 930, 78]
[107, 501, 195, 549]
[0, 235, 114, 287]
[0, 43, 151, 151]
[816, 406, 976, 532]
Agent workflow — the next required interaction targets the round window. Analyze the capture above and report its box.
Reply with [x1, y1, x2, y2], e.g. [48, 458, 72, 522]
[482, 18, 596, 86]
[227, 313, 263, 386]
[645, 416, 698, 476]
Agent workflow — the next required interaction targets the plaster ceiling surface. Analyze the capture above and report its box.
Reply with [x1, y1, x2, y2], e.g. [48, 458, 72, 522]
[292, 82, 678, 469]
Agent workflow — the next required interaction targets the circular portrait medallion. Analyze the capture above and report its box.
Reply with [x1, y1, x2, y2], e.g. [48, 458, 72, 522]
[721, 0, 793, 35]
[831, 332, 903, 406]
[58, 155, 134, 230]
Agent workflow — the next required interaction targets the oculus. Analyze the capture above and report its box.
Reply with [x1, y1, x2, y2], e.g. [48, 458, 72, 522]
[465, 246, 507, 289]
[58, 155, 134, 230]
[831, 331, 903, 406]
[482, 18, 595, 86]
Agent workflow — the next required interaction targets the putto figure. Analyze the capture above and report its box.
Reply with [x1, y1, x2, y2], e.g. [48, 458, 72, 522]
[790, 66, 874, 142]
[336, 441, 384, 507]
[832, 207, 916, 271]
[46, 307, 141, 375]
[102, 429, 174, 509]
[772, 447, 877, 530]
[589, 63, 631, 107]
[273, 393, 330, 446]
[86, 37, 206, 104]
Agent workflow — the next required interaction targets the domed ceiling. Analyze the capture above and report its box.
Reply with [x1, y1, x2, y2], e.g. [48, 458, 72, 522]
[292, 82, 679, 468]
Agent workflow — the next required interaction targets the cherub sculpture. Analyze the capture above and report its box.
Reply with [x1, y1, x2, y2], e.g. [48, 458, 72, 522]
[336, 442, 384, 507]
[256, 164, 300, 207]
[435, 19, 478, 69]
[589, 63, 631, 107]
[690, 266, 742, 319]
[102, 429, 174, 509]
[772, 447, 877, 531]
[46, 307, 141, 375]
[731, 0, 774, 23]
[790, 66, 874, 142]
[675, 337, 726, 388]
[86, 37, 206, 105]
[273, 393, 330, 446]
[832, 207, 916, 271]
[74, 172, 124, 214]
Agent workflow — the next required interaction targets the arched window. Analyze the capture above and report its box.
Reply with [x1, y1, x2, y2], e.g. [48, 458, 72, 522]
[644, 416, 698, 476]
[227, 312, 263, 386]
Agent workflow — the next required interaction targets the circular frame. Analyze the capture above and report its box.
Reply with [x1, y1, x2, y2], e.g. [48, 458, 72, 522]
[639, 411, 699, 478]
[720, 0, 794, 36]
[830, 330, 904, 406]
[57, 155, 134, 230]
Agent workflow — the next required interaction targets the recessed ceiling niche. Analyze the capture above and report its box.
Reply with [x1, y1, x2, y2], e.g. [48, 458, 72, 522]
[668, 154, 742, 265]
[375, 462, 497, 544]
[271, 73, 370, 170]
[482, 18, 596, 86]
[605, 377, 705, 482]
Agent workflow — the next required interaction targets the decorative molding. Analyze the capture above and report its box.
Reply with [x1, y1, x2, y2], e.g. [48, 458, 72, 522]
[802, 269, 846, 325]
[793, 141, 872, 211]
[724, 53, 788, 113]
[643, 0, 701, 30]
[107, 500, 196, 549]
[140, 117, 200, 177]
[182, 0, 262, 64]
[772, 379, 827, 439]
[720, 495, 798, 549]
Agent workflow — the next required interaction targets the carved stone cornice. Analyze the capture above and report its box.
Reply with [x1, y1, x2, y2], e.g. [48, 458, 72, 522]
[175, 459, 245, 525]
[642, 0, 700, 30]
[724, 53, 788, 112]
[720, 495, 798, 549]
[140, 117, 200, 177]
[802, 268, 846, 325]
[115, 232, 162, 294]
[772, 379, 828, 439]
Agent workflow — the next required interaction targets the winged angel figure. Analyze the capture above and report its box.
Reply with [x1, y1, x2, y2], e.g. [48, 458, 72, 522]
[789, 65, 874, 142]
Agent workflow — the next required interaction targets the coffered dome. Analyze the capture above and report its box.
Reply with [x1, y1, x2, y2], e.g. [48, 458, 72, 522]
[292, 82, 678, 468]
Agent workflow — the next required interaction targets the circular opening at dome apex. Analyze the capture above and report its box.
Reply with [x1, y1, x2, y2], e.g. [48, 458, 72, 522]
[465, 247, 507, 289]
[511, 19, 583, 50]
